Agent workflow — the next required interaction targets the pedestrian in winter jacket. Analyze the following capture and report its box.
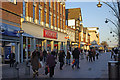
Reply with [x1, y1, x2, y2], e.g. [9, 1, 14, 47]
[46, 51, 56, 78]
[72, 48, 80, 69]
[31, 49, 40, 78]
[59, 50, 65, 70]
[66, 50, 71, 65]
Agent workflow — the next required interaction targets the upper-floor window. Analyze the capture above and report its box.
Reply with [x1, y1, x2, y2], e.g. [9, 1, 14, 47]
[23, 0, 26, 20]
[33, 5, 35, 22]
[44, 11, 46, 25]
[8, 0, 17, 4]
[39, 9, 41, 24]
[49, 0, 51, 7]
[49, 13, 51, 28]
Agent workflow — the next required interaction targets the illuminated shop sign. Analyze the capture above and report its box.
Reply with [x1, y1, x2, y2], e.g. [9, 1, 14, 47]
[43, 29, 57, 39]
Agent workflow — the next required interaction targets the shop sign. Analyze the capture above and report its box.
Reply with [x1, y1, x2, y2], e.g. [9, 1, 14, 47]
[0, 23, 20, 37]
[43, 29, 57, 39]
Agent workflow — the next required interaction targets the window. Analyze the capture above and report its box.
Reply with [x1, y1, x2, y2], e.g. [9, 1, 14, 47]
[33, 5, 35, 22]
[39, 9, 41, 24]
[8, 0, 17, 4]
[49, 0, 51, 7]
[33, 0, 35, 22]
[44, 11, 46, 25]
[23, 0, 26, 20]
[49, 13, 51, 28]
[57, 17, 58, 28]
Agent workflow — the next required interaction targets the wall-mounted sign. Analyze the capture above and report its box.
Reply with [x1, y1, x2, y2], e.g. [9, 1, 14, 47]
[43, 29, 57, 39]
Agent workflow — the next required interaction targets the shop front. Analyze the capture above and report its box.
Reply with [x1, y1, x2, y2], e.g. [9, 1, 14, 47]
[21, 22, 67, 62]
[0, 22, 21, 63]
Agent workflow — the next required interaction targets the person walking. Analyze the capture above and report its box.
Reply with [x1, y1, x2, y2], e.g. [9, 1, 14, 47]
[40, 49, 43, 61]
[31, 50, 40, 78]
[9, 51, 15, 67]
[92, 49, 96, 61]
[66, 50, 71, 65]
[46, 51, 56, 78]
[58, 50, 65, 70]
[43, 49, 47, 62]
[85, 50, 89, 61]
[88, 50, 92, 62]
[96, 51, 99, 59]
[72, 48, 80, 69]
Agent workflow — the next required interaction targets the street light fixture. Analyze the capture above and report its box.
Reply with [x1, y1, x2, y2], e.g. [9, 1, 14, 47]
[97, 1, 102, 7]
[97, 0, 120, 79]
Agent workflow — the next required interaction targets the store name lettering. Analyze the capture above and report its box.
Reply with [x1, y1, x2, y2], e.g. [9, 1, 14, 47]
[43, 29, 57, 39]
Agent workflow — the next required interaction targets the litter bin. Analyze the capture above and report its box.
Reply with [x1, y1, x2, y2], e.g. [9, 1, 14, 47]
[108, 61, 119, 80]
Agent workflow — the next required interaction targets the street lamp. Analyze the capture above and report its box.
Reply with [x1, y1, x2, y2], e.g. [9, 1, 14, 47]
[97, 0, 120, 79]
[97, 1, 102, 7]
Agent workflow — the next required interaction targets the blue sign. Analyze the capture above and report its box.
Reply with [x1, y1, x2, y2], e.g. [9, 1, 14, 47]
[0, 22, 20, 37]
[4, 46, 11, 59]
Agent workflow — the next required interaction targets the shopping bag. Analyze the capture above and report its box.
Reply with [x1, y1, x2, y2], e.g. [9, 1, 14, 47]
[45, 66, 49, 75]
[39, 62, 41, 68]
[72, 59, 75, 64]
[40, 61, 44, 67]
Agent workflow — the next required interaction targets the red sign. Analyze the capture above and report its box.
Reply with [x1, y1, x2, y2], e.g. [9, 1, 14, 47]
[43, 29, 57, 39]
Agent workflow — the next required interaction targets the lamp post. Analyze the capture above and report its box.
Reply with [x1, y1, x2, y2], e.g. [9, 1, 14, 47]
[97, 0, 120, 79]
[97, 0, 120, 48]
[17, 28, 24, 63]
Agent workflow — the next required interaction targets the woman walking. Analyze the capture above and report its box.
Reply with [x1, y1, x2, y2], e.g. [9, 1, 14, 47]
[46, 51, 56, 78]
[31, 50, 40, 78]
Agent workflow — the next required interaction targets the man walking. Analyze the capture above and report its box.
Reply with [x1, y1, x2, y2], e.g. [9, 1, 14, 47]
[9, 51, 15, 67]
[72, 48, 80, 69]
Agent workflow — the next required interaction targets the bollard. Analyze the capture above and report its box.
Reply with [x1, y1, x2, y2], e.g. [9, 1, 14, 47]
[25, 60, 30, 75]
[108, 61, 119, 80]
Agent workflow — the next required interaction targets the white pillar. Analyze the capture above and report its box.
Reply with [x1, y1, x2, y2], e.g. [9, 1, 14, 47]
[26, 37, 28, 61]
[15, 42, 19, 62]
[33, 38, 36, 50]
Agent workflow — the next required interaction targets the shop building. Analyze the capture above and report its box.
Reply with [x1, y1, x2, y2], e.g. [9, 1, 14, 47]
[1, 0, 67, 63]
[0, 1, 23, 63]
[66, 8, 82, 48]
[87, 27, 100, 45]
[66, 26, 75, 51]
[21, 0, 67, 62]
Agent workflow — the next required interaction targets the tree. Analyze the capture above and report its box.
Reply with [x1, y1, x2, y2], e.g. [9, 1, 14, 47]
[101, 41, 109, 47]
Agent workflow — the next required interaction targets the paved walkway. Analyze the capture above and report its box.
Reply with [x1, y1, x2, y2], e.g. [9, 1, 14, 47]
[1, 52, 112, 79]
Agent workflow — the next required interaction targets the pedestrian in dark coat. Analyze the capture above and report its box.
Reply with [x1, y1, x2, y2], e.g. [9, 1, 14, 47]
[31, 50, 40, 78]
[66, 50, 71, 65]
[43, 49, 47, 62]
[59, 50, 65, 70]
[9, 51, 15, 67]
[88, 50, 92, 62]
[72, 48, 80, 69]
[92, 49, 96, 61]
[46, 51, 55, 78]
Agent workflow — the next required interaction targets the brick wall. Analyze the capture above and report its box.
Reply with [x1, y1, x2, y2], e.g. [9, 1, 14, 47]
[1, 2, 22, 25]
